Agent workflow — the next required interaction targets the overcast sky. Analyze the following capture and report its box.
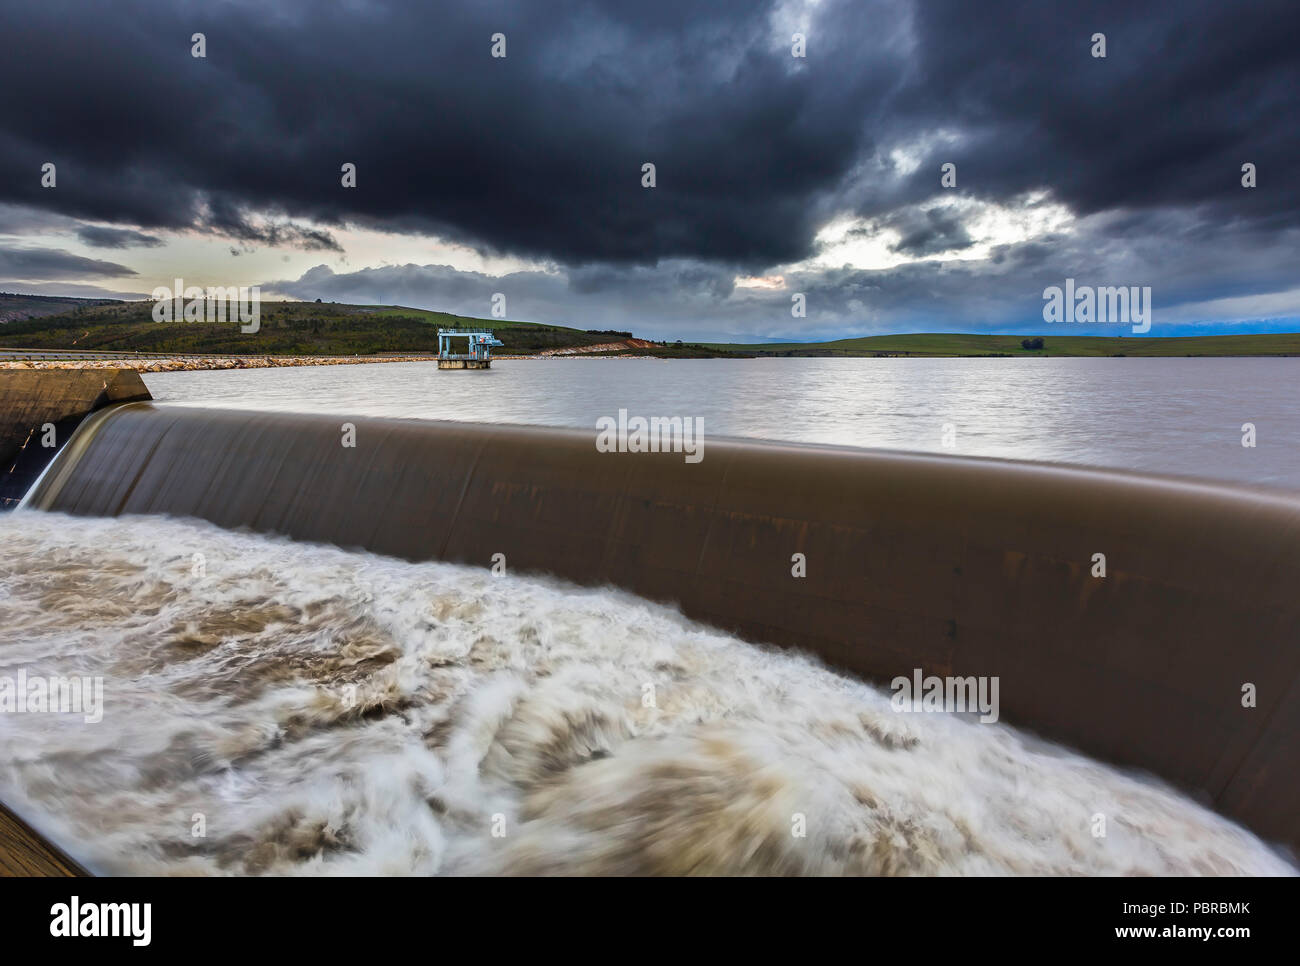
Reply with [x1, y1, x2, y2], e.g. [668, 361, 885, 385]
[1, 0, 1297, 340]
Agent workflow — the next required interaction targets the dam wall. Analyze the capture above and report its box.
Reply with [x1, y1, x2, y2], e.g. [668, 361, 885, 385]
[0, 802, 88, 876]
[23, 402, 1300, 853]
[0, 369, 151, 509]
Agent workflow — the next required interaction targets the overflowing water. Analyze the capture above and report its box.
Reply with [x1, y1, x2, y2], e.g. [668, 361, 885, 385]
[1, 512, 1291, 876]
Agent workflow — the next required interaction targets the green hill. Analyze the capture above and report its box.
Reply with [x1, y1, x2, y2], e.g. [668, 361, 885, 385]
[0, 292, 122, 323]
[707, 332, 1300, 357]
[0, 297, 622, 356]
[4, 294, 1298, 358]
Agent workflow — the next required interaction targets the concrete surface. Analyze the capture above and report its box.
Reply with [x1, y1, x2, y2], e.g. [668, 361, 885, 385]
[0, 369, 151, 509]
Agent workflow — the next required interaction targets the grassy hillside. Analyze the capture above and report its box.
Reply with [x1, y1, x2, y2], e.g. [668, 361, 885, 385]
[0, 299, 623, 355]
[0, 292, 122, 323]
[707, 332, 1300, 357]
[4, 294, 1297, 357]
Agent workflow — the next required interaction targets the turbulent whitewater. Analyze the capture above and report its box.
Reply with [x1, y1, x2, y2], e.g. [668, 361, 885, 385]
[0, 512, 1292, 876]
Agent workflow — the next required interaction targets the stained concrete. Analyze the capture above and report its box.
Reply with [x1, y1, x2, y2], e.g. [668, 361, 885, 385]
[0, 369, 151, 509]
[0, 802, 87, 877]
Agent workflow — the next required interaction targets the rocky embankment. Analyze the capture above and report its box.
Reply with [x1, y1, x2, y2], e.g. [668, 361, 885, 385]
[2, 338, 673, 368]
[497, 338, 662, 359]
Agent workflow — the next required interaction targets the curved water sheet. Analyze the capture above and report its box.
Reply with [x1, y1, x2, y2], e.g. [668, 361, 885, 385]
[0, 512, 1293, 876]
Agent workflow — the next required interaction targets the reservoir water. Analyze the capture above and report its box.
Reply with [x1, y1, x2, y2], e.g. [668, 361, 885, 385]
[142, 357, 1300, 489]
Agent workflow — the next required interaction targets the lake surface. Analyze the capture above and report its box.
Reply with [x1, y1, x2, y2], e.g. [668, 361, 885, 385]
[143, 357, 1299, 489]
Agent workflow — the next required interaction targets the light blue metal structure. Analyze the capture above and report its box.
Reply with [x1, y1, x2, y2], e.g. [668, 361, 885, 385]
[437, 329, 503, 369]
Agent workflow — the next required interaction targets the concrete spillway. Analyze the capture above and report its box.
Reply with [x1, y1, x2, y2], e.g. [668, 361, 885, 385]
[0, 802, 87, 876]
[21, 400, 1300, 855]
[0, 369, 151, 509]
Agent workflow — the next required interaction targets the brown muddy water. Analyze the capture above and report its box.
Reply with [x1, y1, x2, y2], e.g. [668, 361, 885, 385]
[1, 512, 1292, 875]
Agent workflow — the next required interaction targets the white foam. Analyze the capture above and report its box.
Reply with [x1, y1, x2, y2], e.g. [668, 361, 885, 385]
[0, 512, 1292, 875]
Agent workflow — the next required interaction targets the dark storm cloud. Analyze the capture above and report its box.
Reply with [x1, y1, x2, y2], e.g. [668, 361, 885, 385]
[266, 204, 1300, 340]
[75, 225, 164, 249]
[0, 246, 136, 280]
[0, 0, 905, 266]
[0, 203, 70, 236]
[882, 207, 974, 256]
[888, 0, 1299, 227]
[263, 259, 744, 331]
[0, 0, 1296, 331]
